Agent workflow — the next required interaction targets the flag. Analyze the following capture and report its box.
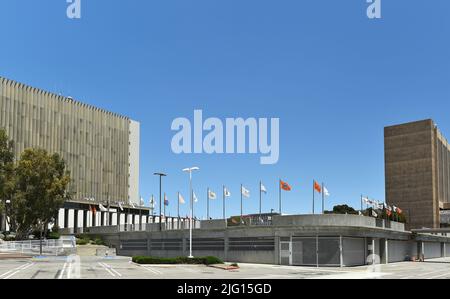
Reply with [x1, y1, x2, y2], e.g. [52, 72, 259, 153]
[323, 187, 330, 197]
[131, 202, 136, 209]
[241, 186, 250, 198]
[261, 183, 267, 194]
[208, 190, 217, 200]
[397, 207, 403, 214]
[89, 205, 96, 213]
[99, 204, 108, 212]
[150, 196, 155, 208]
[372, 210, 378, 217]
[362, 196, 370, 204]
[314, 181, 322, 193]
[386, 209, 392, 217]
[164, 194, 169, 206]
[280, 180, 292, 191]
[224, 188, 231, 197]
[178, 193, 185, 204]
[118, 202, 124, 211]
[140, 197, 145, 206]
[193, 192, 198, 203]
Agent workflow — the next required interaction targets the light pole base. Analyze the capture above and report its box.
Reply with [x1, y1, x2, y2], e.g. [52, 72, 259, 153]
[188, 255, 194, 259]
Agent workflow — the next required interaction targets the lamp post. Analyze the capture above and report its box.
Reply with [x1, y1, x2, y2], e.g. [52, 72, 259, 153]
[153, 173, 167, 231]
[182, 167, 200, 259]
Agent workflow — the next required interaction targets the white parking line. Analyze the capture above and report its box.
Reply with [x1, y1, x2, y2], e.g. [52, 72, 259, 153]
[1, 262, 35, 279]
[140, 266, 163, 275]
[58, 262, 68, 279]
[98, 262, 122, 277]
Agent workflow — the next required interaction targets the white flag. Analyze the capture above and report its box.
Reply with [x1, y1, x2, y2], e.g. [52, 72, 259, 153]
[178, 193, 185, 204]
[131, 202, 136, 209]
[260, 183, 267, 194]
[372, 210, 378, 217]
[224, 188, 231, 197]
[99, 204, 108, 212]
[140, 197, 145, 206]
[241, 186, 250, 198]
[118, 202, 124, 211]
[208, 190, 217, 200]
[193, 192, 198, 203]
[323, 187, 330, 197]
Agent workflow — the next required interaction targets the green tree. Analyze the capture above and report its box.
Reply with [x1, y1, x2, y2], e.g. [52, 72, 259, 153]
[0, 128, 14, 222]
[8, 148, 71, 240]
[325, 204, 358, 215]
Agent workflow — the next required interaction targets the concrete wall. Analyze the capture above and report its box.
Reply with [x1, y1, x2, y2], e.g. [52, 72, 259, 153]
[388, 240, 418, 263]
[273, 215, 405, 232]
[424, 242, 442, 259]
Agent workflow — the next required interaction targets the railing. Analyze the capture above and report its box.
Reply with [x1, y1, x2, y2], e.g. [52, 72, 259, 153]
[0, 237, 76, 256]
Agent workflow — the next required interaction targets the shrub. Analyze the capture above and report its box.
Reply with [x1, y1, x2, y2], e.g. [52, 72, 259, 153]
[76, 238, 89, 245]
[47, 232, 60, 240]
[132, 256, 224, 265]
[94, 238, 106, 246]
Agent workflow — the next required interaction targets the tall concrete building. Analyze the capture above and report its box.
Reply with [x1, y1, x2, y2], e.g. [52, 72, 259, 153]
[385, 119, 450, 230]
[0, 76, 145, 232]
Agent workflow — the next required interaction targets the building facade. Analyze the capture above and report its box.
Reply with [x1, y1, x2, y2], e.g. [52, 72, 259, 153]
[0, 76, 142, 231]
[385, 119, 450, 230]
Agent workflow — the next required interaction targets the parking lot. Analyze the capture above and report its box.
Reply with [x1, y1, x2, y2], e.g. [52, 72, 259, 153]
[0, 255, 449, 279]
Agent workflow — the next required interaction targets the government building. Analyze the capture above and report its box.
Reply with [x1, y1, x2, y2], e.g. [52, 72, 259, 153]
[0, 76, 147, 233]
[385, 119, 450, 230]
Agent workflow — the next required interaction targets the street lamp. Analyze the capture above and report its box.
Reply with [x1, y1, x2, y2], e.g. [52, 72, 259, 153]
[182, 167, 200, 259]
[153, 173, 167, 231]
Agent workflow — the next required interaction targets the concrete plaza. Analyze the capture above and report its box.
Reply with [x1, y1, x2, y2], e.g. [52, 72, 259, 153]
[0, 255, 449, 279]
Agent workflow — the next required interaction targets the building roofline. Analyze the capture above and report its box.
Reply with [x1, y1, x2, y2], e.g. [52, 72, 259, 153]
[0, 76, 137, 122]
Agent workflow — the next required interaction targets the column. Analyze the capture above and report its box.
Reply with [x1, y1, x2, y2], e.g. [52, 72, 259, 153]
[101, 212, 105, 227]
[64, 209, 69, 229]
[74, 210, 79, 234]
[83, 210, 88, 230]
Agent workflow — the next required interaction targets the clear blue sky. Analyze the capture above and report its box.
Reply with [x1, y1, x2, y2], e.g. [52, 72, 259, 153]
[1, 1, 449, 219]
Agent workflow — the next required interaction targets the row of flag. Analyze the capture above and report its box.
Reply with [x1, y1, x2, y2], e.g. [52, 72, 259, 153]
[157, 179, 331, 210]
[362, 196, 403, 217]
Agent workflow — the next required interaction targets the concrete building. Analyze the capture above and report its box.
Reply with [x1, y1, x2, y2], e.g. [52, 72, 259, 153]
[0, 76, 145, 232]
[385, 119, 450, 230]
[86, 214, 450, 267]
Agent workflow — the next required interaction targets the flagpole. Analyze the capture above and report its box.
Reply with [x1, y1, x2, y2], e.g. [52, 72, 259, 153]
[240, 184, 243, 222]
[279, 179, 282, 215]
[177, 192, 180, 219]
[312, 180, 315, 215]
[207, 188, 210, 220]
[322, 183, 325, 214]
[259, 181, 262, 220]
[223, 185, 225, 220]
[164, 192, 166, 219]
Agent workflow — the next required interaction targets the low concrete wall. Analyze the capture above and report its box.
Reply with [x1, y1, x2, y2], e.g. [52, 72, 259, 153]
[200, 220, 227, 230]
[272, 215, 404, 232]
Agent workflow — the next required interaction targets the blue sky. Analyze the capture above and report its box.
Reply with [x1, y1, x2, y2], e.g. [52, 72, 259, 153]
[1, 0, 449, 219]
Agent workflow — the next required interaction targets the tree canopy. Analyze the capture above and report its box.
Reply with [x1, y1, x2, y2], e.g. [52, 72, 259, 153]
[9, 148, 71, 239]
[0, 128, 15, 215]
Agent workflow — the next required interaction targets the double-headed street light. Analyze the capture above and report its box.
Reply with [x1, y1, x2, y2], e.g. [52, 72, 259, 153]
[153, 172, 167, 231]
[182, 166, 200, 259]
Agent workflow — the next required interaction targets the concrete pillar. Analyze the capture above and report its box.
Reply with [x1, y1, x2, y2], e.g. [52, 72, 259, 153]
[74, 210, 79, 234]
[64, 209, 69, 229]
[83, 210, 88, 230]
[385, 239, 389, 264]
[92, 211, 97, 227]
[339, 236, 344, 267]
